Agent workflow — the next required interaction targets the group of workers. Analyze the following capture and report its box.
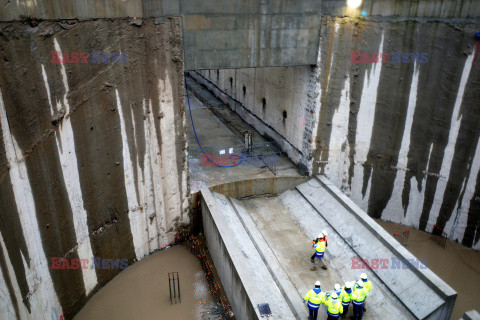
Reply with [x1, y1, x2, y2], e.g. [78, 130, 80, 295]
[304, 231, 372, 320]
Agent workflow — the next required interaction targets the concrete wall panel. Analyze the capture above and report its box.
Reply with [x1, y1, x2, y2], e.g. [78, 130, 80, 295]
[0, 17, 188, 319]
[198, 17, 480, 249]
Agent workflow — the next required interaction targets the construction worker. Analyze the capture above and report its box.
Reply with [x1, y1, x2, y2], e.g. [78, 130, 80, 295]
[339, 282, 353, 318]
[359, 273, 372, 311]
[324, 292, 343, 320]
[326, 283, 342, 299]
[310, 232, 327, 270]
[351, 280, 368, 320]
[304, 281, 325, 320]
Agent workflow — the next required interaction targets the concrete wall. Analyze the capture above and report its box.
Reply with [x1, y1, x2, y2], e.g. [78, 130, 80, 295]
[0, 18, 188, 319]
[201, 191, 260, 320]
[194, 67, 315, 173]
[3, 0, 480, 20]
[197, 16, 480, 249]
[0, 0, 323, 69]
[322, 0, 480, 18]
[3, 1, 480, 70]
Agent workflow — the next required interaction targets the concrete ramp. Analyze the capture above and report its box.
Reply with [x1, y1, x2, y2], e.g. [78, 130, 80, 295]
[200, 176, 456, 320]
[295, 176, 456, 319]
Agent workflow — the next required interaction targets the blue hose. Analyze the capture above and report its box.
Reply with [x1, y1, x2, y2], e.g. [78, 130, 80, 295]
[184, 72, 246, 167]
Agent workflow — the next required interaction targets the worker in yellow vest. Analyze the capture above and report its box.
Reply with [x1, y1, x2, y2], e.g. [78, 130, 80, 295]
[351, 280, 368, 320]
[310, 231, 328, 270]
[324, 292, 343, 320]
[359, 273, 372, 311]
[303, 281, 325, 320]
[339, 282, 353, 318]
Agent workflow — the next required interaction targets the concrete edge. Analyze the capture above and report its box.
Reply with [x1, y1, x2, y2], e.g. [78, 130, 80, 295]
[313, 176, 458, 304]
[200, 187, 259, 320]
[208, 176, 309, 198]
[463, 310, 480, 320]
[228, 197, 307, 320]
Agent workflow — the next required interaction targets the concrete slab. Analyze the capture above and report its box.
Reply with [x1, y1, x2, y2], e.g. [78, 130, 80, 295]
[201, 188, 297, 320]
[241, 191, 413, 319]
[186, 76, 299, 193]
[201, 175, 457, 320]
[295, 176, 456, 319]
[462, 310, 480, 320]
[229, 197, 308, 319]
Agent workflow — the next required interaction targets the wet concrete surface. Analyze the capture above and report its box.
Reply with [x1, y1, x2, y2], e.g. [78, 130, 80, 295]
[377, 220, 480, 319]
[73, 246, 223, 320]
[186, 78, 300, 194]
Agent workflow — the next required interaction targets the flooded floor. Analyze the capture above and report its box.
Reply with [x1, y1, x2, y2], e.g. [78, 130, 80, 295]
[73, 246, 221, 320]
[377, 220, 480, 319]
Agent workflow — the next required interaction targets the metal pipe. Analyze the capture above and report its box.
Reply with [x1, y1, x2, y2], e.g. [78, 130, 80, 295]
[177, 273, 181, 302]
[172, 273, 176, 303]
[168, 273, 172, 304]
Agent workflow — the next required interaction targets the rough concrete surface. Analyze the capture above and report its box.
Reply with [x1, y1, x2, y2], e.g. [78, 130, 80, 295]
[198, 17, 480, 250]
[186, 74, 299, 193]
[202, 177, 454, 319]
[0, 18, 188, 319]
[202, 189, 297, 320]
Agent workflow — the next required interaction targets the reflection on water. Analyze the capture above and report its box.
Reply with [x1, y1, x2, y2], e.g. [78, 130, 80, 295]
[73, 246, 229, 320]
[377, 220, 480, 320]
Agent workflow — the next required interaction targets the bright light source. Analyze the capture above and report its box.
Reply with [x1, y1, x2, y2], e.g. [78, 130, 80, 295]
[347, 0, 362, 9]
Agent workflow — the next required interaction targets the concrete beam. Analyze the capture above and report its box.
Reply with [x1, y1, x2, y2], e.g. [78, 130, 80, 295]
[462, 310, 480, 320]
[201, 188, 297, 320]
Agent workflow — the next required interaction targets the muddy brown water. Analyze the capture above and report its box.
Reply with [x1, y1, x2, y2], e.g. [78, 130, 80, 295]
[377, 220, 480, 319]
[73, 246, 224, 320]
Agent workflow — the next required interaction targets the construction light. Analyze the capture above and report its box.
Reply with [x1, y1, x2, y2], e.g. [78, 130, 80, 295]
[347, 0, 362, 9]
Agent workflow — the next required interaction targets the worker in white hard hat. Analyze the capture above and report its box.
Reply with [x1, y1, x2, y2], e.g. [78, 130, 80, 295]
[339, 282, 353, 318]
[310, 231, 328, 270]
[351, 280, 368, 320]
[358, 273, 372, 311]
[304, 281, 325, 320]
[326, 283, 342, 300]
[324, 291, 343, 320]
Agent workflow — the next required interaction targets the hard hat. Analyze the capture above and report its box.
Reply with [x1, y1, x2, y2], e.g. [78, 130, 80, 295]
[315, 281, 321, 287]
[334, 284, 340, 291]
[322, 230, 328, 236]
[317, 232, 324, 239]
[345, 282, 352, 289]
[331, 293, 338, 299]
[356, 280, 364, 287]
[360, 273, 367, 280]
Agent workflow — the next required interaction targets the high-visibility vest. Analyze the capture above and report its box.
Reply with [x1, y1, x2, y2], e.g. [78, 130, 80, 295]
[352, 287, 368, 306]
[355, 279, 372, 292]
[314, 240, 326, 254]
[325, 298, 343, 315]
[340, 288, 353, 305]
[363, 279, 372, 292]
[304, 289, 325, 310]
